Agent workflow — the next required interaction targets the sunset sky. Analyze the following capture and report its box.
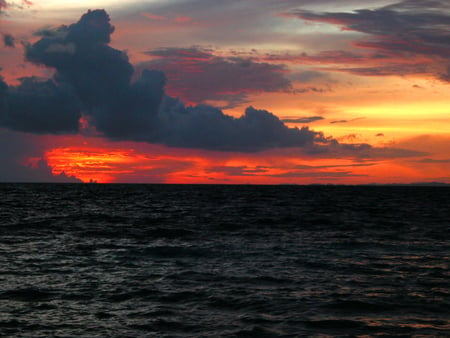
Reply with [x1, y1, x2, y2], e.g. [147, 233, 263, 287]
[1, 0, 449, 184]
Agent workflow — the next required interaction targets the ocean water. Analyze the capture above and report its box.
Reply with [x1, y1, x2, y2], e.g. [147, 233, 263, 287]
[0, 183, 449, 337]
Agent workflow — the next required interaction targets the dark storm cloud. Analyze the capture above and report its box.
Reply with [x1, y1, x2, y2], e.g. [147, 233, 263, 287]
[1, 158, 82, 183]
[155, 99, 325, 151]
[0, 9, 327, 152]
[282, 116, 324, 123]
[2, 33, 15, 47]
[289, 0, 450, 81]
[141, 47, 293, 108]
[0, 9, 426, 156]
[0, 77, 80, 134]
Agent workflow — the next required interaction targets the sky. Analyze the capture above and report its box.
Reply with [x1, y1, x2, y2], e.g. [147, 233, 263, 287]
[0, 0, 449, 184]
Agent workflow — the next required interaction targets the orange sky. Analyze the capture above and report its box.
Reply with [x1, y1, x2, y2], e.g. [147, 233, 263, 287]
[0, 1, 449, 184]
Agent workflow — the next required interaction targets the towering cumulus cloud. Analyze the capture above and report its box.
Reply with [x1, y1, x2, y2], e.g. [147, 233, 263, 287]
[1, 9, 326, 151]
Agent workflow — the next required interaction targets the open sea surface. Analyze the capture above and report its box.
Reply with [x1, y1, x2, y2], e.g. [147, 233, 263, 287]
[0, 183, 449, 337]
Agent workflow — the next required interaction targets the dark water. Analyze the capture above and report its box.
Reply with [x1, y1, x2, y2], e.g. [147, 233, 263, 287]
[0, 183, 449, 337]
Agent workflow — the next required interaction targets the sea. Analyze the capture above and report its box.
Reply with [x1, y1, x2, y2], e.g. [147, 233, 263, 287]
[0, 183, 449, 337]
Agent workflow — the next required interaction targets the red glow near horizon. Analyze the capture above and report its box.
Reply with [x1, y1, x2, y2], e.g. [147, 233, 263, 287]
[44, 146, 380, 184]
[46, 147, 146, 183]
[45, 146, 216, 183]
[42, 139, 449, 185]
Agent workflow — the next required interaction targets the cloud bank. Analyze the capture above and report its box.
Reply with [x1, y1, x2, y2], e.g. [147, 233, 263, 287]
[287, 0, 450, 81]
[141, 47, 293, 108]
[0, 9, 328, 152]
[0, 9, 427, 158]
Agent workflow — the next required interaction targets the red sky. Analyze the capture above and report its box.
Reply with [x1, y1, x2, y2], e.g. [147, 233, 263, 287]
[0, 0, 449, 184]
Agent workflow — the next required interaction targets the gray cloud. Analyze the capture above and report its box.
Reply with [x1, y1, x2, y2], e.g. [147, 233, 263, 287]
[288, 70, 331, 82]
[440, 66, 450, 82]
[0, 128, 81, 183]
[330, 117, 365, 124]
[203, 161, 377, 178]
[289, 0, 450, 81]
[205, 165, 268, 177]
[0, 0, 32, 16]
[416, 158, 450, 163]
[0, 77, 80, 134]
[0, 9, 427, 158]
[2, 33, 15, 47]
[1, 9, 327, 152]
[282, 116, 324, 123]
[270, 170, 367, 178]
[0, 0, 7, 15]
[141, 47, 293, 108]
[156, 99, 324, 151]
[293, 163, 375, 169]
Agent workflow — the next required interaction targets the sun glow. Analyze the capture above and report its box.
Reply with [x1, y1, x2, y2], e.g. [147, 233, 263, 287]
[42, 143, 449, 184]
[46, 147, 148, 183]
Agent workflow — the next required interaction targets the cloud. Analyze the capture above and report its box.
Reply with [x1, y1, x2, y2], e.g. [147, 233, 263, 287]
[2, 9, 327, 152]
[394, 134, 450, 155]
[270, 170, 367, 179]
[416, 158, 450, 163]
[265, 50, 368, 64]
[141, 12, 167, 21]
[205, 165, 268, 177]
[282, 116, 324, 123]
[0, 0, 32, 15]
[440, 66, 450, 82]
[301, 142, 427, 159]
[2, 33, 15, 47]
[288, 70, 331, 82]
[155, 101, 325, 151]
[203, 161, 376, 179]
[331, 64, 431, 77]
[141, 46, 293, 108]
[0, 128, 81, 183]
[0, 9, 425, 158]
[287, 1, 450, 81]
[330, 117, 365, 124]
[293, 163, 375, 170]
[0, 0, 7, 15]
[0, 76, 81, 134]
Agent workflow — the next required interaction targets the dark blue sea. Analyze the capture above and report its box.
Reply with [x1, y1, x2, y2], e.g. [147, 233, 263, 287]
[0, 183, 449, 337]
